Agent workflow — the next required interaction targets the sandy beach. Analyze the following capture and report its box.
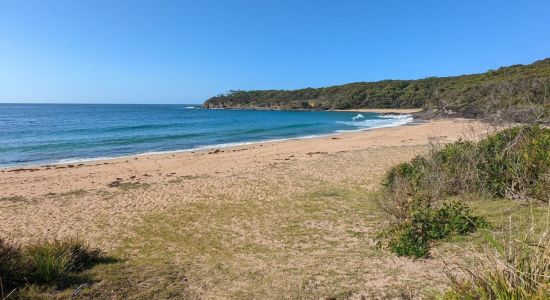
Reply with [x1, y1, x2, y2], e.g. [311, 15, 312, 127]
[0, 117, 488, 297]
[0, 117, 484, 245]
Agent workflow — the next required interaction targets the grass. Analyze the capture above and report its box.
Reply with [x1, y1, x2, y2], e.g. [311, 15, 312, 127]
[0, 238, 108, 298]
[0, 195, 26, 202]
[73, 182, 549, 299]
[116, 182, 150, 191]
[433, 203, 550, 299]
[79, 182, 438, 299]
[45, 189, 88, 200]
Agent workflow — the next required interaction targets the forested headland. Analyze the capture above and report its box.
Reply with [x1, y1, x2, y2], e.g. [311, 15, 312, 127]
[204, 58, 550, 121]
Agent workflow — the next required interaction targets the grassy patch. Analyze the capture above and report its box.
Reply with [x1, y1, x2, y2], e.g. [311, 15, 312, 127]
[117, 182, 150, 191]
[0, 238, 111, 298]
[0, 195, 26, 202]
[80, 184, 402, 299]
[46, 189, 88, 198]
[433, 207, 549, 299]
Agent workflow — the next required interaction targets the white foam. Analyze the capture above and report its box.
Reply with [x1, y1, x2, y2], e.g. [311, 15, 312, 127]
[352, 113, 365, 120]
[337, 114, 414, 131]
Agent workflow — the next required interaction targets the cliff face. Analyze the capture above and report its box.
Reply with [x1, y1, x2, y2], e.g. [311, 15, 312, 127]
[204, 58, 550, 119]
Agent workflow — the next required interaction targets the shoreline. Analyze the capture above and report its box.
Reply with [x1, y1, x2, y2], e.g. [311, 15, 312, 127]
[0, 118, 483, 199]
[0, 111, 421, 170]
[333, 108, 423, 114]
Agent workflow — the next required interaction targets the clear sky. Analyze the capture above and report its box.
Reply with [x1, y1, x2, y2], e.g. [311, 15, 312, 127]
[1, 0, 549, 104]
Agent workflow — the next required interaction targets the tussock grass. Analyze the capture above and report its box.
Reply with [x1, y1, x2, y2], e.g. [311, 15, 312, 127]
[434, 207, 550, 299]
[0, 238, 107, 298]
[25, 238, 103, 284]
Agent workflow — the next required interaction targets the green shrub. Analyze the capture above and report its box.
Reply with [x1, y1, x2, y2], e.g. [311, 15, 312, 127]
[388, 201, 485, 258]
[477, 126, 550, 200]
[388, 221, 430, 258]
[427, 201, 485, 239]
[383, 125, 550, 204]
[383, 156, 429, 194]
[381, 126, 550, 259]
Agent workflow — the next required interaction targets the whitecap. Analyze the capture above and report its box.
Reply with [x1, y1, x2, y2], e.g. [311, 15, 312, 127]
[352, 113, 365, 120]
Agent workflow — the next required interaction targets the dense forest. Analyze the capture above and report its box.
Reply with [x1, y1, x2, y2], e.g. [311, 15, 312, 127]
[204, 58, 550, 120]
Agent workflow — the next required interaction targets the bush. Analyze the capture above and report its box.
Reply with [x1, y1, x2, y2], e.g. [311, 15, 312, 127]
[476, 126, 550, 200]
[388, 220, 430, 258]
[388, 201, 485, 258]
[384, 125, 550, 205]
[0, 238, 105, 296]
[381, 126, 550, 258]
[428, 201, 485, 238]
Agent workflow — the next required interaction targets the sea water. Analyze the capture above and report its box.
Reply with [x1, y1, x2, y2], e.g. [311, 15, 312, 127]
[0, 104, 413, 167]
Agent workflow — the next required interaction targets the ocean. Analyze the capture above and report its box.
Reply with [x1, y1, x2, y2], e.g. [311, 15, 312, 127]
[0, 104, 413, 167]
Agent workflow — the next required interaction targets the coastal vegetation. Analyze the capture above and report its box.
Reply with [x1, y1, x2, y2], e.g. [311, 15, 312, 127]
[204, 58, 550, 121]
[377, 125, 550, 297]
[437, 222, 549, 299]
[0, 238, 107, 299]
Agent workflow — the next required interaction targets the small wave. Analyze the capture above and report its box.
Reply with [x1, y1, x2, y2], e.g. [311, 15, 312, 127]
[380, 114, 413, 119]
[352, 113, 365, 120]
[337, 114, 413, 130]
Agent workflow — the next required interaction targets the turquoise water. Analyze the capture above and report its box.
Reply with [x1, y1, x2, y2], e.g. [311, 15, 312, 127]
[0, 104, 413, 167]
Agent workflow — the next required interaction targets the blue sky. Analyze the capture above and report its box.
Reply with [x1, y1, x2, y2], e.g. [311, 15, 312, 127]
[1, 0, 549, 104]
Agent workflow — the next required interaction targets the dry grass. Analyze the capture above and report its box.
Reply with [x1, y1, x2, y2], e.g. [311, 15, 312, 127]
[0, 196, 26, 203]
[77, 179, 452, 299]
[71, 189, 548, 299]
[431, 202, 550, 299]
